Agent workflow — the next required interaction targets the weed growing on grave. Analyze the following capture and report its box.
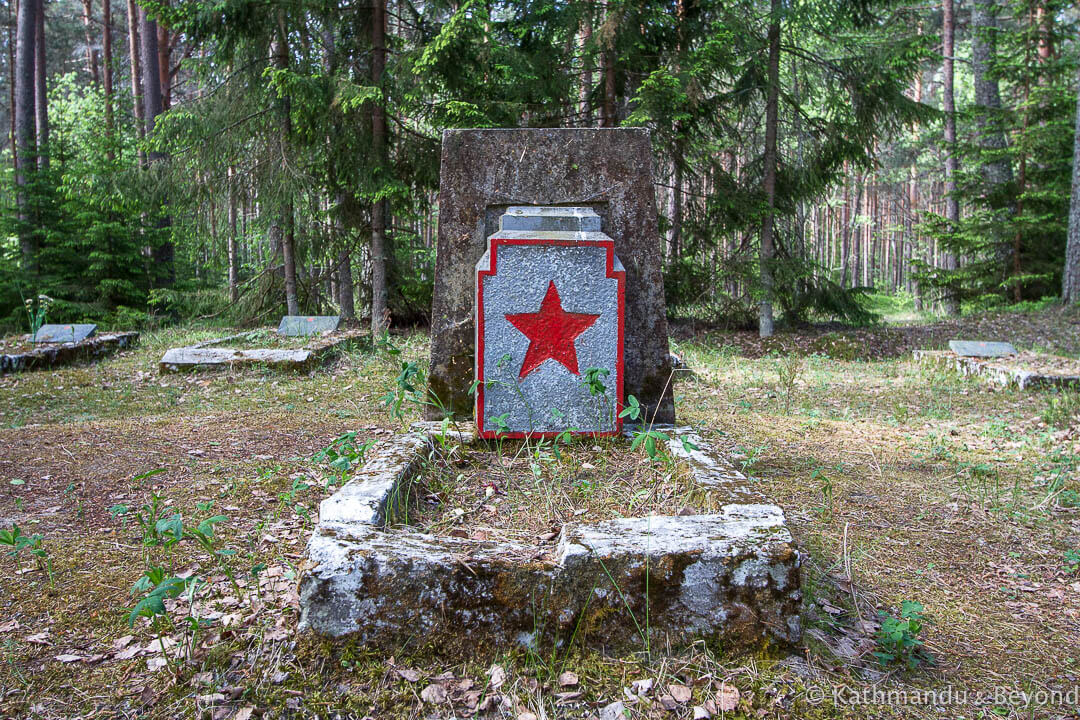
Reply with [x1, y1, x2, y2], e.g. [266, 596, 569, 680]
[1042, 389, 1079, 429]
[0, 524, 54, 585]
[774, 354, 803, 412]
[874, 600, 933, 670]
[128, 566, 203, 670]
[21, 293, 53, 336]
[735, 443, 768, 474]
[278, 476, 313, 524]
[812, 466, 834, 519]
[581, 366, 615, 429]
[313, 431, 378, 487]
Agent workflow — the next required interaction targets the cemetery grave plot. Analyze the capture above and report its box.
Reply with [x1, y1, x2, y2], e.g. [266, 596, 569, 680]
[0, 328, 140, 374]
[159, 325, 363, 373]
[299, 421, 800, 654]
[393, 438, 706, 545]
[914, 347, 1080, 389]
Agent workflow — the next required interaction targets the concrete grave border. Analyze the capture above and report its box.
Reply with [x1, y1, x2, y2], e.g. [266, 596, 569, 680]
[159, 329, 364, 373]
[0, 332, 139, 374]
[298, 422, 801, 655]
[914, 349, 1080, 390]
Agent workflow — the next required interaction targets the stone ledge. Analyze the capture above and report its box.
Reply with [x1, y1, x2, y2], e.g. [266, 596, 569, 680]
[298, 422, 801, 655]
[0, 332, 140, 374]
[159, 330, 364, 373]
[914, 349, 1080, 390]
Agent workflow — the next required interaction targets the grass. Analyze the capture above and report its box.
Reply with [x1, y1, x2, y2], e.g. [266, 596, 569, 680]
[398, 439, 702, 542]
[1, 309, 1079, 718]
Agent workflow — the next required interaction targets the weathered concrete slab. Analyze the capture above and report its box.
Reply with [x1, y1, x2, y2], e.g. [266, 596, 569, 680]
[32, 324, 96, 343]
[428, 128, 674, 424]
[160, 347, 314, 372]
[476, 207, 624, 437]
[277, 315, 340, 337]
[915, 349, 1080, 390]
[298, 423, 800, 654]
[949, 340, 1017, 358]
[160, 330, 362, 373]
[0, 332, 138, 374]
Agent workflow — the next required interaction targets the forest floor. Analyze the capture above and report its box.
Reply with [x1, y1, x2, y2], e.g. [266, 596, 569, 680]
[0, 305, 1078, 719]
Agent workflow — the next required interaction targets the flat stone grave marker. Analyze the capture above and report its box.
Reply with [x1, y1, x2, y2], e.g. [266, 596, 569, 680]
[476, 207, 624, 437]
[949, 340, 1017, 358]
[277, 315, 340, 337]
[32, 324, 96, 343]
[428, 128, 674, 424]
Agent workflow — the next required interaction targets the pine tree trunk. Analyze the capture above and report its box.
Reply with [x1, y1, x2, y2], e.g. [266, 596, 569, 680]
[80, 0, 100, 84]
[14, 0, 36, 271]
[910, 67, 923, 309]
[282, 206, 299, 315]
[271, 19, 298, 315]
[1063, 62, 1080, 305]
[370, 0, 389, 334]
[941, 0, 960, 315]
[33, 0, 46, 171]
[140, 6, 174, 285]
[227, 165, 239, 303]
[157, 20, 170, 110]
[126, 0, 145, 166]
[579, 8, 592, 127]
[102, 0, 114, 156]
[758, 0, 781, 338]
[7, 5, 15, 165]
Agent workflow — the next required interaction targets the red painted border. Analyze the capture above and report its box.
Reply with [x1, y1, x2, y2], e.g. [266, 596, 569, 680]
[476, 238, 625, 440]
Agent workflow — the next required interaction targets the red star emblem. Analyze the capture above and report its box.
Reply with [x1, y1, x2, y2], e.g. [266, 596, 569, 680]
[505, 281, 600, 379]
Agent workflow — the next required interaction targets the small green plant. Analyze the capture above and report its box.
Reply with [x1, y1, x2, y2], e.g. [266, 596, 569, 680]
[128, 565, 199, 670]
[278, 477, 312, 523]
[0, 524, 54, 584]
[775, 354, 803, 412]
[812, 467, 833, 519]
[619, 394, 643, 422]
[874, 600, 932, 670]
[735, 443, 768, 474]
[381, 361, 424, 421]
[22, 294, 53, 336]
[313, 432, 377, 485]
[1043, 390, 1080, 430]
[1064, 549, 1080, 575]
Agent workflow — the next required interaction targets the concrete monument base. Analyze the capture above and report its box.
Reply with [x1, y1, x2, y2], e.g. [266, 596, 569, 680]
[298, 423, 801, 655]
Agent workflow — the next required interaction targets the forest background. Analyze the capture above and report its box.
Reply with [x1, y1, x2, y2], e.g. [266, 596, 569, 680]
[2, 0, 1079, 338]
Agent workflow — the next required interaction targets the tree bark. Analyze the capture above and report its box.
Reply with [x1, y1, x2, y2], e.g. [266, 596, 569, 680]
[370, 0, 389, 334]
[601, 46, 616, 127]
[578, 8, 592, 127]
[102, 0, 114, 156]
[282, 208, 299, 315]
[126, 0, 145, 166]
[80, 0, 100, 84]
[1063, 62, 1080, 304]
[14, 0, 36, 271]
[33, 0, 46, 171]
[227, 165, 239, 303]
[271, 17, 298, 315]
[140, 6, 174, 285]
[758, 0, 780, 338]
[157, 20, 170, 110]
[941, 0, 960, 316]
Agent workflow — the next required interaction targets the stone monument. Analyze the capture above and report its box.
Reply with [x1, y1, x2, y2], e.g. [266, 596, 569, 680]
[949, 340, 1018, 358]
[32, 324, 96, 343]
[277, 315, 340, 337]
[476, 206, 624, 437]
[428, 128, 674, 424]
